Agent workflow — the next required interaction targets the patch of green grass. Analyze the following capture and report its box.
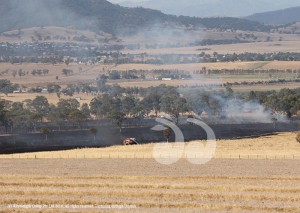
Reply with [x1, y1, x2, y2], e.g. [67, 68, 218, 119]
[250, 62, 270, 69]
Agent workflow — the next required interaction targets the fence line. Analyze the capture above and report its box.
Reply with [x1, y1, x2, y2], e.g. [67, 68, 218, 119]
[2, 154, 300, 160]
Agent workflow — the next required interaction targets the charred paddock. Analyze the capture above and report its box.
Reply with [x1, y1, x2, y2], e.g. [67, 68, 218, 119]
[0, 119, 298, 154]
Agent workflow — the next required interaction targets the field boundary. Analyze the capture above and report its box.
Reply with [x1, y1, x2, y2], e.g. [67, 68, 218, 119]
[1, 153, 300, 160]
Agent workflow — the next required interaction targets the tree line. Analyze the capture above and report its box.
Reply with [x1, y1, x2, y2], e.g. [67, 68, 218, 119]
[0, 83, 299, 134]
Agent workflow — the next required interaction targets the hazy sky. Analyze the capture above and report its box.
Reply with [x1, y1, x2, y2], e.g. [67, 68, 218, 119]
[108, 0, 144, 3]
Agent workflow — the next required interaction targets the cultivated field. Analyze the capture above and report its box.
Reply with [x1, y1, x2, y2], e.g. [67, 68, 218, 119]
[0, 133, 299, 212]
[0, 159, 299, 212]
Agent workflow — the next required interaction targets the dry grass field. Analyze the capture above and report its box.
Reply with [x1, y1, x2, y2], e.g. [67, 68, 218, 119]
[0, 92, 94, 105]
[116, 79, 300, 89]
[0, 133, 300, 212]
[123, 40, 300, 55]
[0, 160, 299, 212]
[115, 61, 300, 72]
[231, 83, 300, 92]
[0, 63, 113, 87]
[2, 61, 300, 95]
[0, 26, 116, 44]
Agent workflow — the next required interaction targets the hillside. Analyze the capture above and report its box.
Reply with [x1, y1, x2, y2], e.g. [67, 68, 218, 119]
[0, 0, 271, 35]
[247, 6, 300, 25]
[120, 0, 300, 18]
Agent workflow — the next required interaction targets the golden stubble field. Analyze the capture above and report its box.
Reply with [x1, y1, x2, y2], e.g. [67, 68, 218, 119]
[0, 132, 299, 212]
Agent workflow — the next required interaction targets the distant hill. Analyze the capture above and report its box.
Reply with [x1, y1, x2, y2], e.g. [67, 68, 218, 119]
[119, 0, 300, 18]
[0, 0, 271, 35]
[246, 7, 300, 25]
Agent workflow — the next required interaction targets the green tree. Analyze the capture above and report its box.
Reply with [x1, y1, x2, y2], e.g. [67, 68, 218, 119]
[57, 99, 80, 121]
[0, 100, 8, 129]
[160, 94, 189, 124]
[48, 107, 64, 130]
[62, 69, 73, 76]
[271, 117, 278, 129]
[69, 109, 87, 128]
[90, 94, 121, 119]
[163, 127, 171, 143]
[18, 69, 25, 78]
[40, 127, 50, 141]
[121, 96, 136, 117]
[81, 103, 91, 119]
[30, 96, 50, 122]
[47, 84, 61, 93]
[265, 89, 300, 118]
[7, 102, 34, 132]
[96, 76, 107, 92]
[110, 111, 125, 132]
[12, 70, 17, 78]
[90, 127, 98, 143]
[141, 91, 161, 117]
[0, 79, 15, 96]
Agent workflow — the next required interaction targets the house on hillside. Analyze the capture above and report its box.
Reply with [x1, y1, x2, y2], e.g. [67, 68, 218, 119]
[162, 78, 172, 81]
[41, 88, 49, 94]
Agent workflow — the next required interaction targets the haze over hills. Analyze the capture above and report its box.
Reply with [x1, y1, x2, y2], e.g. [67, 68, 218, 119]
[117, 0, 300, 18]
[246, 7, 300, 25]
[0, 0, 271, 35]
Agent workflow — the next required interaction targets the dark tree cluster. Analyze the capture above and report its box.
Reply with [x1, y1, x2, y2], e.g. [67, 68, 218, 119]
[194, 68, 300, 75]
[200, 52, 300, 63]
[1, 80, 299, 134]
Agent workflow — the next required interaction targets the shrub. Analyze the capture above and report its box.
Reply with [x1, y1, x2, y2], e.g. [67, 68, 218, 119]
[296, 132, 300, 143]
